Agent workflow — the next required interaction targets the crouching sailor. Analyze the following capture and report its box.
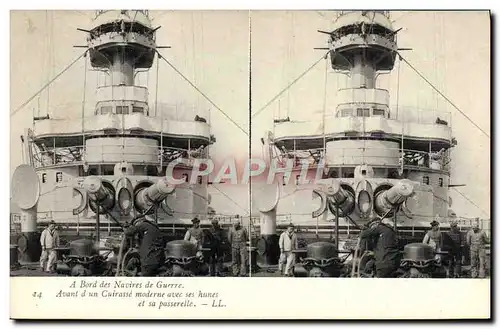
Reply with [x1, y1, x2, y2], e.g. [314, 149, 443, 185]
[124, 217, 165, 276]
[359, 217, 401, 278]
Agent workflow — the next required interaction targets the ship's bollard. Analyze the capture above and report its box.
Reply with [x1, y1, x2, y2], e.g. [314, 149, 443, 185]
[164, 240, 206, 276]
[295, 241, 344, 277]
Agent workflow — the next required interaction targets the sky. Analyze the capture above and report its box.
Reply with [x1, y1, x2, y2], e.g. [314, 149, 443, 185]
[10, 10, 490, 218]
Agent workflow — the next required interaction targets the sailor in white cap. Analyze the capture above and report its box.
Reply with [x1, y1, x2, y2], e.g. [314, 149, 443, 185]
[422, 218, 442, 251]
[39, 220, 60, 273]
[278, 223, 298, 276]
[184, 217, 204, 252]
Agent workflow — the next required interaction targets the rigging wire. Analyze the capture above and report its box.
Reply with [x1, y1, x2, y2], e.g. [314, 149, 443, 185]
[11, 50, 88, 117]
[248, 11, 253, 221]
[452, 187, 489, 217]
[391, 11, 413, 24]
[252, 51, 329, 119]
[156, 52, 163, 168]
[211, 184, 249, 216]
[396, 55, 403, 174]
[156, 50, 249, 136]
[398, 54, 490, 139]
[322, 53, 328, 152]
[433, 11, 439, 110]
[286, 11, 295, 118]
[155, 53, 160, 117]
[49, 10, 55, 117]
[200, 12, 209, 133]
[81, 53, 88, 153]
[39, 11, 48, 118]
[191, 12, 199, 113]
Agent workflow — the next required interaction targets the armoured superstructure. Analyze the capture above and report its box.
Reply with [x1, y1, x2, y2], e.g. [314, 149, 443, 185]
[12, 10, 215, 261]
[260, 11, 457, 240]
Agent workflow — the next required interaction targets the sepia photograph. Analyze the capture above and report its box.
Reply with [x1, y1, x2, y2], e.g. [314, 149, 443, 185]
[10, 9, 251, 279]
[250, 10, 491, 279]
[7, 5, 492, 320]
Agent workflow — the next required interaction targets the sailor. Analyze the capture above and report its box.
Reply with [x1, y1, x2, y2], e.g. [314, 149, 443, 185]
[39, 220, 60, 273]
[208, 219, 225, 276]
[124, 217, 165, 276]
[184, 217, 204, 256]
[359, 217, 401, 278]
[358, 219, 379, 276]
[422, 219, 443, 254]
[228, 219, 249, 277]
[278, 223, 299, 277]
[444, 221, 463, 277]
[466, 221, 489, 278]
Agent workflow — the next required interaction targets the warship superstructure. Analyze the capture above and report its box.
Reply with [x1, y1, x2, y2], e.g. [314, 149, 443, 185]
[258, 11, 461, 247]
[11, 10, 214, 262]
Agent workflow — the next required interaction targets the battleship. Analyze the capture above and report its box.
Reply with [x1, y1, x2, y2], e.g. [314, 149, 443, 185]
[251, 11, 490, 277]
[10, 10, 490, 278]
[10, 10, 222, 275]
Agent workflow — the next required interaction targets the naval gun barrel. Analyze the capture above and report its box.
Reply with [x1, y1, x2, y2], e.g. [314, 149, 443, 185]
[374, 180, 414, 215]
[83, 176, 115, 211]
[314, 180, 355, 218]
[135, 178, 174, 213]
[325, 180, 353, 205]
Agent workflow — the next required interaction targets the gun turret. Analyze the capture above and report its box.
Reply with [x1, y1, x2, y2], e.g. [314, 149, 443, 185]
[134, 178, 174, 213]
[374, 180, 414, 216]
[324, 180, 355, 217]
[83, 176, 115, 212]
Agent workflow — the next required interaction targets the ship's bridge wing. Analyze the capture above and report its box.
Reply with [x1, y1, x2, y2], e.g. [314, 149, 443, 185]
[274, 107, 453, 147]
[33, 114, 211, 143]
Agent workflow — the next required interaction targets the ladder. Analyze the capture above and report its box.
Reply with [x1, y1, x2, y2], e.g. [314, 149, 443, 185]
[350, 238, 362, 277]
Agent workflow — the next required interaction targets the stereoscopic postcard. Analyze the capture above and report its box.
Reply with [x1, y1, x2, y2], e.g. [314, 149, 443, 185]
[9, 7, 491, 320]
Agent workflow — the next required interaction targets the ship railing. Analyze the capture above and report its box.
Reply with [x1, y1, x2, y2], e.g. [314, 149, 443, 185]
[148, 102, 212, 124]
[10, 214, 22, 235]
[30, 144, 210, 169]
[275, 106, 452, 127]
[95, 10, 149, 19]
[271, 147, 325, 168]
[388, 106, 452, 126]
[31, 145, 85, 168]
[274, 146, 451, 172]
[328, 106, 452, 126]
[454, 217, 491, 236]
[335, 10, 391, 20]
[246, 215, 490, 239]
[30, 102, 211, 125]
[336, 88, 390, 108]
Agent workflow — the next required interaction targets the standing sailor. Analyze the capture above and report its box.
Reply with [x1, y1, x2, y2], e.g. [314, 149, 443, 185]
[124, 217, 165, 276]
[278, 223, 298, 276]
[39, 220, 60, 273]
[445, 221, 463, 277]
[228, 219, 249, 277]
[466, 221, 489, 278]
[184, 217, 204, 256]
[422, 219, 442, 254]
[208, 219, 225, 276]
